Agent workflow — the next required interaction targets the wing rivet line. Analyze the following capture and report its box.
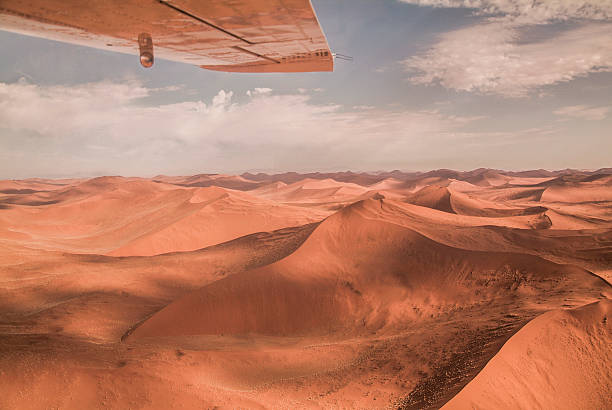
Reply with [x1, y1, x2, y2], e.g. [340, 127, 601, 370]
[158, 0, 254, 45]
[233, 46, 280, 64]
[158, 0, 283, 64]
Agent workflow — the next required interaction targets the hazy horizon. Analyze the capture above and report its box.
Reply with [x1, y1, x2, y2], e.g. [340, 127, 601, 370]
[2, 0, 611, 178]
[4, 166, 611, 181]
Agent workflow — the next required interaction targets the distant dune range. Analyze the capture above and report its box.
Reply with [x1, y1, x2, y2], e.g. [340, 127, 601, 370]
[0, 168, 610, 409]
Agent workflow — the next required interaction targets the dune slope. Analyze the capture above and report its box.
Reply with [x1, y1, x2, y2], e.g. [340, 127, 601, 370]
[130, 198, 607, 339]
[443, 299, 611, 410]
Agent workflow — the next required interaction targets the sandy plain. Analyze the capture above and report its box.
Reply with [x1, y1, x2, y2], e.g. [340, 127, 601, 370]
[0, 168, 610, 409]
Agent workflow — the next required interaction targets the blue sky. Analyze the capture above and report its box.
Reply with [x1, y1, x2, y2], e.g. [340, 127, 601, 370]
[1, 0, 611, 178]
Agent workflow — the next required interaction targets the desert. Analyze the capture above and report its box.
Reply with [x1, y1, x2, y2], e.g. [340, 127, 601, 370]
[0, 168, 610, 409]
[3, 0, 612, 407]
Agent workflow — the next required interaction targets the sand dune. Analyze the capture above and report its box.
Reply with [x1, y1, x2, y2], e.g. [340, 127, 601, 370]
[109, 187, 327, 256]
[254, 177, 368, 202]
[470, 185, 546, 202]
[462, 169, 509, 187]
[541, 183, 612, 203]
[0, 177, 327, 255]
[405, 185, 455, 213]
[534, 173, 612, 203]
[0, 169, 610, 409]
[443, 299, 611, 409]
[367, 177, 405, 190]
[403, 184, 550, 221]
[130, 198, 607, 339]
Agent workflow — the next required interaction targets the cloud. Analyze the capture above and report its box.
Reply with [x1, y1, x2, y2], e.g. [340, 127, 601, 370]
[246, 87, 272, 97]
[403, 23, 612, 97]
[397, 0, 612, 23]
[0, 79, 150, 137]
[398, 0, 612, 97]
[0, 81, 483, 177]
[554, 104, 611, 121]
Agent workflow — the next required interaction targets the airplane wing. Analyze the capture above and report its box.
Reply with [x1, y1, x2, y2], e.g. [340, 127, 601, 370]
[0, 0, 333, 72]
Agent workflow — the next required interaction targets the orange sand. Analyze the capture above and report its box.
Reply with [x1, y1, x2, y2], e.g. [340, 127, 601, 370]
[0, 169, 610, 409]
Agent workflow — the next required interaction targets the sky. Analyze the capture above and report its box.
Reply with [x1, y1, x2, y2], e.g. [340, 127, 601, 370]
[0, 0, 611, 178]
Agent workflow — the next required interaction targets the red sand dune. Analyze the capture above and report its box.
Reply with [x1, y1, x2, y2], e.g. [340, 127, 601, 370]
[443, 299, 611, 409]
[130, 198, 607, 339]
[462, 169, 510, 187]
[108, 187, 327, 256]
[541, 179, 612, 202]
[405, 185, 455, 213]
[0, 177, 327, 255]
[0, 169, 610, 409]
[253, 177, 368, 203]
[404, 184, 550, 220]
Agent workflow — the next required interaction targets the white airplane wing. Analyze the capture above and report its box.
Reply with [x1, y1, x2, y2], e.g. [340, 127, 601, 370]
[0, 0, 333, 72]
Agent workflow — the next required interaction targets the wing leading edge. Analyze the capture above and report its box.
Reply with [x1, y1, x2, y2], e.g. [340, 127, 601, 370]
[0, 0, 333, 73]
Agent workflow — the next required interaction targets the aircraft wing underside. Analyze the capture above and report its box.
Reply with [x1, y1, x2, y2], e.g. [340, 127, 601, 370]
[0, 0, 333, 72]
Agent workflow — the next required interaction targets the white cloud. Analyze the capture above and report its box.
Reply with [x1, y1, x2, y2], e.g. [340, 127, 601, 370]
[403, 23, 612, 97]
[398, 0, 612, 23]
[0, 81, 483, 177]
[0, 79, 150, 137]
[398, 0, 612, 97]
[246, 87, 272, 97]
[554, 104, 611, 120]
[4, 80, 609, 176]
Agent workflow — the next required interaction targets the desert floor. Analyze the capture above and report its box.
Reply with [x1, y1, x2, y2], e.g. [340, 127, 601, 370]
[0, 168, 610, 409]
